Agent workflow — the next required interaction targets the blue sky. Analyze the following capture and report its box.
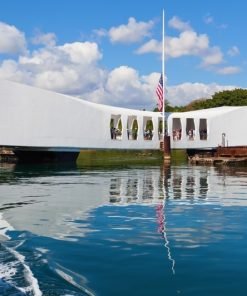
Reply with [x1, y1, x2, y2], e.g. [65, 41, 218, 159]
[0, 0, 246, 110]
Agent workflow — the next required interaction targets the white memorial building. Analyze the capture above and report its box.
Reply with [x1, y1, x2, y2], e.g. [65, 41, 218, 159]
[0, 80, 163, 161]
[168, 106, 247, 151]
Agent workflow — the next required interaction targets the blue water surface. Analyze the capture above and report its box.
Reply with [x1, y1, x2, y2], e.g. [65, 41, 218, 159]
[0, 163, 247, 296]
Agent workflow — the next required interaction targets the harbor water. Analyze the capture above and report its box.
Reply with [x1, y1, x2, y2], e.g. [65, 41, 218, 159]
[0, 163, 247, 295]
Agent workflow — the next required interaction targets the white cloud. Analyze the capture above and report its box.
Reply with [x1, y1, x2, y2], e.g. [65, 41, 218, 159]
[0, 59, 32, 83]
[95, 66, 155, 109]
[137, 16, 225, 70]
[31, 32, 57, 47]
[168, 16, 192, 31]
[216, 66, 241, 75]
[0, 21, 241, 111]
[93, 28, 108, 38]
[0, 22, 26, 54]
[0, 41, 104, 94]
[203, 14, 227, 29]
[217, 23, 228, 30]
[108, 17, 154, 44]
[203, 14, 214, 25]
[61, 42, 102, 65]
[0, 46, 240, 109]
[83, 70, 164, 110]
[167, 82, 236, 106]
[227, 46, 240, 57]
[136, 39, 161, 54]
[166, 31, 209, 58]
[137, 30, 214, 62]
[19, 48, 62, 69]
[80, 67, 239, 110]
[201, 46, 223, 67]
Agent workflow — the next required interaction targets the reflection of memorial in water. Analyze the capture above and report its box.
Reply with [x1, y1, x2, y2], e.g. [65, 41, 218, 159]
[170, 167, 209, 200]
[0, 163, 17, 184]
[109, 169, 165, 204]
[109, 166, 211, 204]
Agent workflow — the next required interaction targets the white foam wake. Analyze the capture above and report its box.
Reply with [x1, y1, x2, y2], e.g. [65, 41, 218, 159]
[53, 262, 95, 296]
[6, 244, 43, 296]
[0, 213, 14, 239]
[0, 213, 43, 295]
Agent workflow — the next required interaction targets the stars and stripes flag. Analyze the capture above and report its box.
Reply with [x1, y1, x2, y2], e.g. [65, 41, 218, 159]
[156, 74, 164, 112]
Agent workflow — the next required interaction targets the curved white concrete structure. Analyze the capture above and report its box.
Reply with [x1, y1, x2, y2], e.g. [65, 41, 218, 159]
[0, 80, 163, 161]
[168, 106, 247, 150]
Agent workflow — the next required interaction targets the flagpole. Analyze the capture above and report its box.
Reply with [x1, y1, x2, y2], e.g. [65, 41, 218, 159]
[162, 10, 165, 142]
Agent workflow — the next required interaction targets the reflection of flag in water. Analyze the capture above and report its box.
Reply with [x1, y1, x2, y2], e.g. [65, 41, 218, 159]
[156, 202, 176, 274]
[156, 203, 164, 233]
[156, 74, 164, 112]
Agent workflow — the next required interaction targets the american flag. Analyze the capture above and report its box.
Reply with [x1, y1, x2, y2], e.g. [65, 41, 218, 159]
[156, 74, 164, 112]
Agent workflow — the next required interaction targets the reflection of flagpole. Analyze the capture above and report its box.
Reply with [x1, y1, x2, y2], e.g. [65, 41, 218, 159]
[162, 163, 176, 274]
[156, 201, 175, 274]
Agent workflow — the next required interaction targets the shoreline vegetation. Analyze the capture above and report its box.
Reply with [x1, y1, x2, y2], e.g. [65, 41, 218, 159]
[0, 148, 164, 165]
[0, 148, 188, 166]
